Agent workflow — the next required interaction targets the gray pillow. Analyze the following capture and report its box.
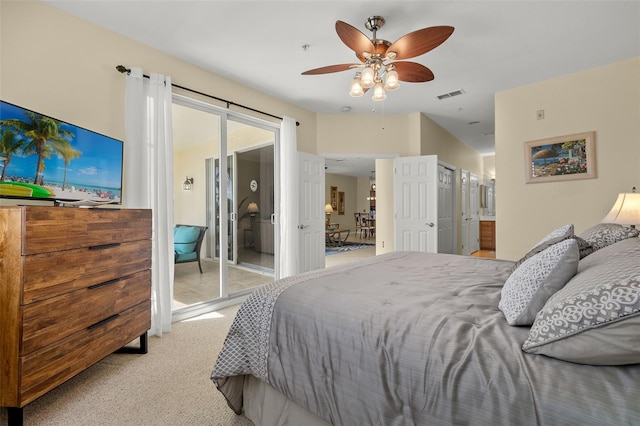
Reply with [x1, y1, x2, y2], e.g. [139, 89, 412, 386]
[512, 224, 575, 271]
[499, 239, 579, 326]
[533, 224, 574, 247]
[579, 223, 639, 251]
[572, 235, 594, 259]
[523, 241, 640, 365]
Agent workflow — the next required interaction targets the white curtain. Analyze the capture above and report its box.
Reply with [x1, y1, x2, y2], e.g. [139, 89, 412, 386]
[124, 67, 174, 337]
[279, 116, 299, 278]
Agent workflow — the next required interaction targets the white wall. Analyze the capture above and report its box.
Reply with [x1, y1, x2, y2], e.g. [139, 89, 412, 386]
[495, 57, 640, 260]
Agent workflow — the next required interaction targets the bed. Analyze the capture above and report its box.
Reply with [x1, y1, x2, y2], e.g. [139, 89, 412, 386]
[211, 223, 640, 425]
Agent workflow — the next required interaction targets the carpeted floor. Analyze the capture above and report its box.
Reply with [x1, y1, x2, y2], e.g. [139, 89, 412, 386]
[0, 305, 252, 426]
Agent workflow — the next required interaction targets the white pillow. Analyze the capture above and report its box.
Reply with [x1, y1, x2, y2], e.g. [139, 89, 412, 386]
[499, 239, 579, 326]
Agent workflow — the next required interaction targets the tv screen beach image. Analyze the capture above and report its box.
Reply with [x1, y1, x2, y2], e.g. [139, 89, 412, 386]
[0, 101, 123, 203]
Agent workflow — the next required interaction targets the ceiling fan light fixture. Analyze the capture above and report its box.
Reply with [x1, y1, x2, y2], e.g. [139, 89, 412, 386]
[302, 17, 454, 103]
[360, 66, 375, 88]
[372, 80, 387, 101]
[384, 65, 399, 91]
[349, 73, 365, 97]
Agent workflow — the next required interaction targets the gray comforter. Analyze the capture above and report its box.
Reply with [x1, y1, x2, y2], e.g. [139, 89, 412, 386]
[212, 252, 640, 425]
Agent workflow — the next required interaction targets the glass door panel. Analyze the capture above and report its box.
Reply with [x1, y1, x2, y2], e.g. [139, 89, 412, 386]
[172, 100, 222, 310]
[227, 119, 276, 295]
[171, 94, 280, 317]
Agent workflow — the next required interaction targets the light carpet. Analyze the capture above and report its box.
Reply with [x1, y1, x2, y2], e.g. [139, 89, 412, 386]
[0, 305, 252, 426]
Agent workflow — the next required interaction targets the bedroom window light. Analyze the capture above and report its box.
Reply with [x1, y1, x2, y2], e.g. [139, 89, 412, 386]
[602, 187, 640, 228]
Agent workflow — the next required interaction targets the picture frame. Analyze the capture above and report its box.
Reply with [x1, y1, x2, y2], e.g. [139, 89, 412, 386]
[338, 191, 345, 215]
[330, 186, 338, 210]
[524, 131, 596, 184]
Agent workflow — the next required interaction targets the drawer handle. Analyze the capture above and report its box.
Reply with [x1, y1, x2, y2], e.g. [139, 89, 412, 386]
[88, 278, 120, 290]
[89, 243, 121, 250]
[88, 314, 120, 330]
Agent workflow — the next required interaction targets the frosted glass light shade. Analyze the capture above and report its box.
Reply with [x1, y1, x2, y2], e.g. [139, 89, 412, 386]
[384, 68, 399, 91]
[360, 67, 375, 89]
[372, 81, 386, 101]
[349, 74, 364, 97]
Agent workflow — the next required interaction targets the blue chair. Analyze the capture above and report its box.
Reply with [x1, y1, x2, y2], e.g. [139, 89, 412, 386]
[174, 224, 208, 273]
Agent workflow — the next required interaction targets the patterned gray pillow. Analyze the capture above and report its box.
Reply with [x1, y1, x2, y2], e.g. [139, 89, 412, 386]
[499, 239, 579, 326]
[534, 224, 574, 247]
[512, 224, 576, 271]
[523, 242, 640, 365]
[579, 223, 639, 251]
[573, 235, 594, 259]
[523, 275, 640, 365]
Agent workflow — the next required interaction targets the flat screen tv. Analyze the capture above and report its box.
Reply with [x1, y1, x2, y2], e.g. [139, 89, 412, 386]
[0, 100, 123, 204]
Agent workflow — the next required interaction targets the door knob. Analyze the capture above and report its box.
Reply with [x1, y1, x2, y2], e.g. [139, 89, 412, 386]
[426, 222, 435, 227]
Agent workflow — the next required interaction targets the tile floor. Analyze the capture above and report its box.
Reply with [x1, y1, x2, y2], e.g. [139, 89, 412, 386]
[172, 233, 376, 310]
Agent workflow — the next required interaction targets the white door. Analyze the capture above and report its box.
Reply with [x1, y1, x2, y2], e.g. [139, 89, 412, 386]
[461, 170, 470, 255]
[437, 164, 455, 254]
[298, 152, 325, 272]
[469, 173, 480, 254]
[394, 156, 438, 252]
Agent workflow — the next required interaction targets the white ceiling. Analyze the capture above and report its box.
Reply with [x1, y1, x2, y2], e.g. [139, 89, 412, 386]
[45, 1, 640, 175]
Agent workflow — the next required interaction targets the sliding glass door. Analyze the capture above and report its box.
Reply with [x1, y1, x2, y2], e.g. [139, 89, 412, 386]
[172, 95, 278, 317]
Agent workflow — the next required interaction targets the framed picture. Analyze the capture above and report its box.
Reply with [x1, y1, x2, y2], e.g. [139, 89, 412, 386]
[338, 191, 345, 215]
[330, 186, 338, 210]
[524, 131, 596, 184]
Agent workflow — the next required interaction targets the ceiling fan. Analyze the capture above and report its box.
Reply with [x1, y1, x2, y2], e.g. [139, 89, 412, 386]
[301, 16, 454, 101]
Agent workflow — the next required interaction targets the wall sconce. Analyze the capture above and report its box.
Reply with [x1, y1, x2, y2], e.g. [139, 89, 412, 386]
[247, 202, 259, 221]
[183, 176, 194, 191]
[602, 187, 640, 228]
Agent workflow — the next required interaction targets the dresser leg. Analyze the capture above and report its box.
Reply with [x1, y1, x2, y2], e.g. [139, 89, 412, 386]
[116, 331, 148, 354]
[7, 407, 23, 426]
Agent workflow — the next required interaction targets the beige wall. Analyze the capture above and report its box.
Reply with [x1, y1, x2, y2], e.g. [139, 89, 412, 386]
[495, 57, 640, 260]
[417, 112, 483, 175]
[375, 159, 395, 254]
[483, 155, 496, 182]
[0, 1, 317, 208]
[317, 113, 417, 156]
[356, 176, 372, 214]
[325, 173, 358, 231]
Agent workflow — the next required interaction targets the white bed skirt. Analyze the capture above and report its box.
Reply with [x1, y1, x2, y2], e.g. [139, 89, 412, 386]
[243, 375, 330, 426]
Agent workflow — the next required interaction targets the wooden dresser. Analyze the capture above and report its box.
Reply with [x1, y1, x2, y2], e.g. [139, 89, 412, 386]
[480, 220, 496, 251]
[0, 206, 152, 424]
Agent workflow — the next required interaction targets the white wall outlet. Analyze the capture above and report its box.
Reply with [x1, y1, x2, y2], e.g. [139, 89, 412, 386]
[537, 109, 545, 120]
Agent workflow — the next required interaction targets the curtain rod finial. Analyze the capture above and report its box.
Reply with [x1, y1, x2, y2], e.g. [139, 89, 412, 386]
[116, 65, 130, 74]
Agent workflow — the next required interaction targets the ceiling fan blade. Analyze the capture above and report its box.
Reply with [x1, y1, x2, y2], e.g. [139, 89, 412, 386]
[301, 63, 361, 75]
[394, 62, 435, 82]
[387, 26, 454, 60]
[336, 20, 375, 56]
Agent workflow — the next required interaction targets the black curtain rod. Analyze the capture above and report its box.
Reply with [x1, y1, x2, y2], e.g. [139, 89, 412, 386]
[116, 65, 299, 126]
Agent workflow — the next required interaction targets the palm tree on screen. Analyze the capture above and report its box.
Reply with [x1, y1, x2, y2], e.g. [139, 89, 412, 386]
[56, 143, 82, 191]
[0, 127, 24, 182]
[0, 112, 74, 185]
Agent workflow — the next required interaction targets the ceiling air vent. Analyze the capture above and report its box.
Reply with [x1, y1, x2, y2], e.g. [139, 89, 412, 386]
[437, 89, 465, 100]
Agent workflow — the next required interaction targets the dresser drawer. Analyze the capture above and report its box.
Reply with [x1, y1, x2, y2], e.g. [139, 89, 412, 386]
[22, 207, 151, 255]
[19, 300, 151, 406]
[22, 270, 151, 355]
[22, 239, 151, 303]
